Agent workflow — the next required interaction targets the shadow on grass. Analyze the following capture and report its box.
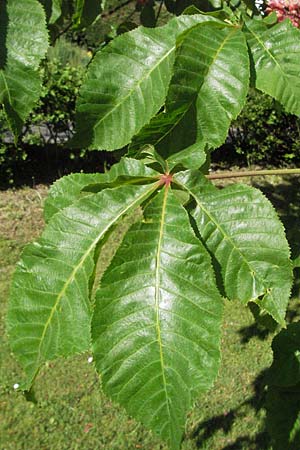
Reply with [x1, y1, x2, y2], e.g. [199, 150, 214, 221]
[237, 324, 270, 345]
[189, 370, 271, 449]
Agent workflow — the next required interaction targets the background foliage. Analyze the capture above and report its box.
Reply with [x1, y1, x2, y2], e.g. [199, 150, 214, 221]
[2, 0, 300, 189]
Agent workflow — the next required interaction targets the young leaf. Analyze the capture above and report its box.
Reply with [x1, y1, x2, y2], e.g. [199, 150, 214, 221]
[175, 170, 293, 325]
[130, 22, 249, 157]
[44, 158, 159, 222]
[92, 188, 223, 450]
[245, 19, 300, 115]
[0, 0, 48, 136]
[72, 14, 221, 151]
[7, 183, 158, 390]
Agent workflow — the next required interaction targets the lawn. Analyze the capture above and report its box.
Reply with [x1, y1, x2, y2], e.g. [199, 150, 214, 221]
[0, 174, 299, 450]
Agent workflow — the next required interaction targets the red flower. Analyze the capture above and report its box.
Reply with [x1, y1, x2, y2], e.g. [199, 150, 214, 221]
[266, 0, 300, 27]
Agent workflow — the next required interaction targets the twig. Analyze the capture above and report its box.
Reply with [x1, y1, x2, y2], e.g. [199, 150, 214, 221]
[207, 168, 300, 180]
[53, 21, 73, 43]
[101, 0, 136, 18]
[155, 0, 164, 25]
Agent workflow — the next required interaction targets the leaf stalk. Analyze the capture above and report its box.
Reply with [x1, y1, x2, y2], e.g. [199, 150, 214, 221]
[207, 168, 300, 180]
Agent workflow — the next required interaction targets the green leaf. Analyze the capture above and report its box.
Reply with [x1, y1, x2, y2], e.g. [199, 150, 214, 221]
[293, 254, 300, 268]
[7, 183, 158, 390]
[130, 22, 249, 158]
[245, 19, 300, 115]
[44, 158, 159, 222]
[262, 10, 278, 26]
[73, 0, 102, 29]
[44, 173, 106, 223]
[167, 143, 206, 170]
[39, 0, 63, 24]
[92, 187, 223, 449]
[0, 0, 49, 136]
[175, 170, 293, 325]
[72, 14, 220, 151]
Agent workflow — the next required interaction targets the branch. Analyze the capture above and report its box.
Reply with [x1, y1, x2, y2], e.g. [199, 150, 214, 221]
[207, 168, 300, 180]
[101, 0, 136, 18]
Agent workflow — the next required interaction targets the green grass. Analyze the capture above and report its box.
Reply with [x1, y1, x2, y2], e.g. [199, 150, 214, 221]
[0, 175, 299, 450]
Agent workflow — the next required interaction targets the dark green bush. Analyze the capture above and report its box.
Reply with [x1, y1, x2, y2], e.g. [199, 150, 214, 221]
[2, 69, 300, 188]
[223, 89, 300, 166]
[0, 48, 117, 188]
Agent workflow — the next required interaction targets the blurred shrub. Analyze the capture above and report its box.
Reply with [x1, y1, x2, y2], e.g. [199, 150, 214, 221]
[225, 89, 300, 166]
[2, 58, 300, 188]
[0, 39, 114, 188]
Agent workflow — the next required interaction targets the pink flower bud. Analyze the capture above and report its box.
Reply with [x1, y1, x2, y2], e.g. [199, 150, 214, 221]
[266, 0, 300, 27]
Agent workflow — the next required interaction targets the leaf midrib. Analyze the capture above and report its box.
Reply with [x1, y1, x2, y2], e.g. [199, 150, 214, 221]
[248, 26, 285, 78]
[154, 184, 172, 440]
[32, 183, 159, 385]
[149, 26, 237, 149]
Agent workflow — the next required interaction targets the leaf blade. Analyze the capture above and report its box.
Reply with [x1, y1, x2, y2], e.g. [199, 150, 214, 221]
[92, 188, 223, 448]
[7, 183, 158, 390]
[0, 0, 49, 136]
[73, 14, 221, 150]
[175, 170, 293, 325]
[246, 19, 300, 115]
[130, 22, 249, 157]
[44, 158, 159, 222]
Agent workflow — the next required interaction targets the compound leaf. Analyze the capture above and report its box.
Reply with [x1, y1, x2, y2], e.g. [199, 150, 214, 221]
[175, 170, 293, 325]
[92, 187, 223, 449]
[44, 157, 159, 222]
[7, 183, 158, 390]
[0, 0, 48, 136]
[246, 19, 300, 115]
[73, 14, 220, 151]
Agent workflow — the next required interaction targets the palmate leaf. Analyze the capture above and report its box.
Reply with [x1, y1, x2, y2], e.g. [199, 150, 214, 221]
[44, 157, 159, 222]
[7, 183, 158, 390]
[92, 188, 223, 450]
[175, 170, 293, 325]
[0, 0, 48, 136]
[130, 21, 249, 158]
[245, 19, 300, 115]
[72, 14, 220, 151]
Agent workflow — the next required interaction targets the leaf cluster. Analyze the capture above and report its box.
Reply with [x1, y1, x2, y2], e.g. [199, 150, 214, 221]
[2, 2, 300, 450]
